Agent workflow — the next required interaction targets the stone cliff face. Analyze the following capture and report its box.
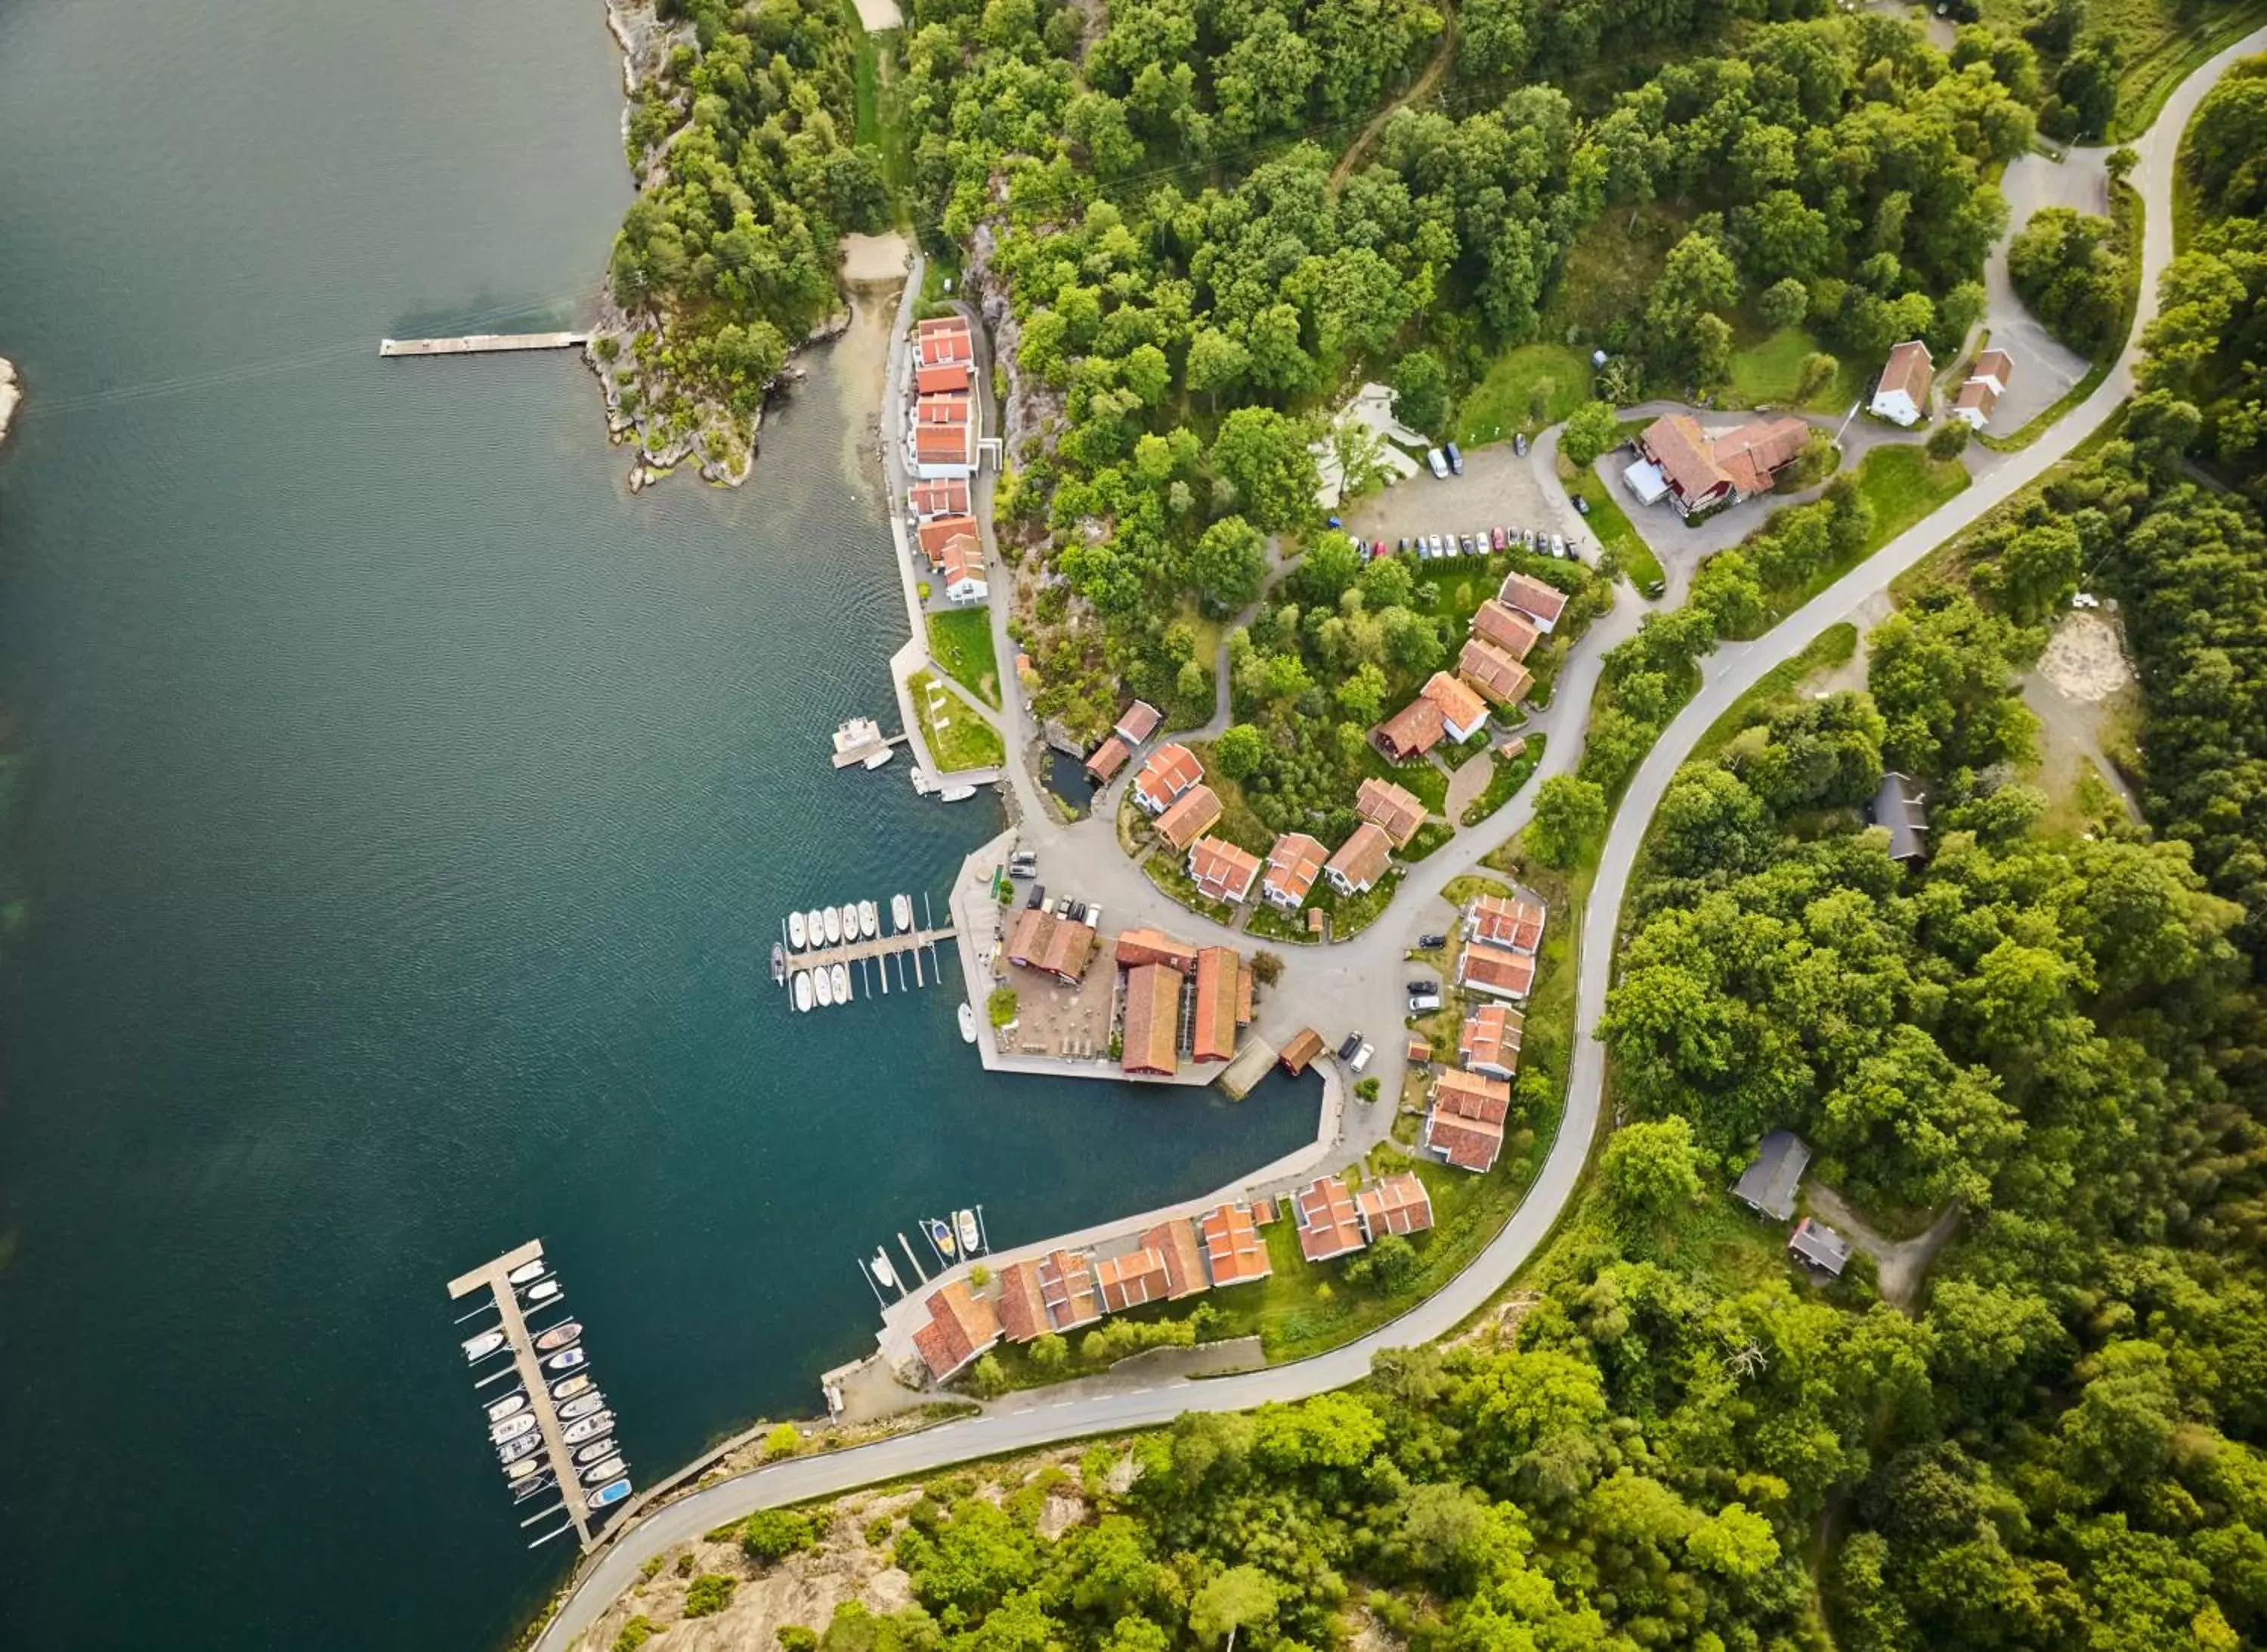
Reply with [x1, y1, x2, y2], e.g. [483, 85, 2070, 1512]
[964, 221, 1064, 475]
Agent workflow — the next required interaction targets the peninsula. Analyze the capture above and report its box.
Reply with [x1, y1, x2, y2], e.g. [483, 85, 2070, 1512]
[543, 8, 2267, 1651]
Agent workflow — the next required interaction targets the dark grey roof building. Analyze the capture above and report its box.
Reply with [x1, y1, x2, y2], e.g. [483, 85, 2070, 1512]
[1869, 772, 1930, 862]
[1789, 1216, 1852, 1276]
[1731, 1129, 1811, 1221]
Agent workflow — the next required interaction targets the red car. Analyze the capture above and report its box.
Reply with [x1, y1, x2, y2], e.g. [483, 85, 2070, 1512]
[1490, 526, 1507, 551]
[1372, 539, 1387, 559]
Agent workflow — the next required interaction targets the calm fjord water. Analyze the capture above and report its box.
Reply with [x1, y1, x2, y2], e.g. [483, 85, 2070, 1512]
[0, 3, 1313, 1645]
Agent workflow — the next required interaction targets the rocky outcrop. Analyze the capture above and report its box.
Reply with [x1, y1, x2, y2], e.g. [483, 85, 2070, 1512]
[965, 221, 1064, 470]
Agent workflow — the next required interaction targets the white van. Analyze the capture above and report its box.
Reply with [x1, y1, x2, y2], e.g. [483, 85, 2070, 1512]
[1350, 1041, 1376, 1074]
[1426, 448, 1449, 480]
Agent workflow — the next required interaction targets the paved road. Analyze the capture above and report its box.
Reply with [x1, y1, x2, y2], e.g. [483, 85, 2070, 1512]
[532, 32, 2263, 1647]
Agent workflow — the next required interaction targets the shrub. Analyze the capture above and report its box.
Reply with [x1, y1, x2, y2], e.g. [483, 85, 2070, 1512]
[779, 1629, 821, 1652]
[1928, 421, 1972, 461]
[741, 1508, 818, 1564]
[988, 987, 1019, 1027]
[684, 1574, 738, 1617]
[614, 1618, 660, 1652]
[763, 1423, 803, 1458]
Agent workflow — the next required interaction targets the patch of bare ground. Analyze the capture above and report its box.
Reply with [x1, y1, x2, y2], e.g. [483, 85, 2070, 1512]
[2037, 609, 2136, 702]
[840, 232, 912, 288]
[2023, 606, 2145, 825]
[1446, 1290, 1540, 1352]
[1345, 1598, 1410, 1652]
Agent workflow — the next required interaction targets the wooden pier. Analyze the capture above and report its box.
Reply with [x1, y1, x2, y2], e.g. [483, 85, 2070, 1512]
[379, 333, 589, 358]
[447, 1239, 594, 1550]
[790, 925, 956, 976]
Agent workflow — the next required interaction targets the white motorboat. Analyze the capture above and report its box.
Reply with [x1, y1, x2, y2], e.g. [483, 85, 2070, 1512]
[562, 1410, 614, 1445]
[815, 968, 834, 1008]
[789, 910, 807, 948]
[490, 1413, 538, 1445]
[837, 902, 857, 940]
[939, 784, 976, 803]
[551, 1374, 592, 1403]
[830, 963, 850, 1003]
[957, 1209, 982, 1253]
[498, 1433, 542, 1465]
[588, 1478, 632, 1509]
[823, 905, 843, 945]
[892, 893, 913, 932]
[487, 1391, 528, 1424]
[858, 899, 878, 939]
[506, 1258, 546, 1286]
[806, 908, 826, 945]
[863, 745, 895, 769]
[462, 1329, 506, 1363]
[506, 1456, 543, 1481]
[533, 1320, 582, 1353]
[521, 1279, 561, 1304]
[544, 1347, 587, 1375]
[871, 1248, 898, 1291]
[574, 1436, 617, 1465]
[793, 971, 814, 1012]
[579, 1455, 627, 1486]
[558, 1391, 607, 1420]
[958, 1001, 976, 1043]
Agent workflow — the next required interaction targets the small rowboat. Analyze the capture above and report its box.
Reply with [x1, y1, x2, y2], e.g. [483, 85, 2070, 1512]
[506, 1258, 546, 1286]
[789, 910, 807, 948]
[520, 1279, 561, 1305]
[533, 1320, 581, 1353]
[871, 1249, 898, 1291]
[830, 963, 850, 1003]
[770, 942, 786, 982]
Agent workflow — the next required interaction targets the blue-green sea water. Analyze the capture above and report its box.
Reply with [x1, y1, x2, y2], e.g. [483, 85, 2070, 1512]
[0, 3, 1315, 1645]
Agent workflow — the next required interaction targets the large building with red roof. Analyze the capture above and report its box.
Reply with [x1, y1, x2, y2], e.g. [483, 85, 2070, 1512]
[1293, 1174, 1367, 1262]
[1198, 1202, 1271, 1286]
[912, 1279, 1002, 1382]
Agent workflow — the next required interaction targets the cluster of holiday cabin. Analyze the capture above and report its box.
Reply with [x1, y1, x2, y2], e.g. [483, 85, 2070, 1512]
[911, 1198, 1276, 1383]
[908, 317, 979, 481]
[1115, 928, 1254, 1078]
[1951, 348, 2015, 431]
[1084, 700, 1163, 788]
[1869, 339, 1933, 427]
[910, 1170, 1438, 1382]
[1373, 570, 1564, 762]
[1624, 412, 1811, 518]
[1419, 889, 1548, 1174]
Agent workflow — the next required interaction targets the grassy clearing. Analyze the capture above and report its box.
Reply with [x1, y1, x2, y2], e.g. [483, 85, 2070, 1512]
[1981, 183, 2143, 453]
[1855, 444, 1972, 548]
[1180, 741, 1276, 856]
[1355, 741, 1448, 812]
[1560, 461, 1662, 591]
[847, 10, 911, 212]
[1724, 324, 1868, 413]
[926, 609, 1001, 707]
[1403, 820, 1458, 861]
[1245, 901, 1323, 944]
[1455, 345, 1594, 448]
[1460, 735, 1548, 827]
[910, 670, 1004, 772]
[1540, 202, 1695, 344]
[2107, 0, 2267, 139]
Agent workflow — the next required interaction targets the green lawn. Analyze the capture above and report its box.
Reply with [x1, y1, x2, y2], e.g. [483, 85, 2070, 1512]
[1724, 325, 1866, 413]
[909, 670, 1004, 772]
[1460, 735, 1547, 828]
[1355, 741, 1448, 812]
[1306, 867, 1406, 940]
[1855, 444, 1972, 548]
[1455, 345, 1594, 448]
[926, 609, 1001, 707]
[1560, 462, 1662, 591]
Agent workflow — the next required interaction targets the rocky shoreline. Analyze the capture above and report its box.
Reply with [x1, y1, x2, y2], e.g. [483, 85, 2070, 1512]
[586, 0, 852, 490]
[0, 357, 20, 448]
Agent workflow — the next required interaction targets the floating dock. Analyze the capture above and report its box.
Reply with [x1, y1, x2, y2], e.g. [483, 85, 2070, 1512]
[448, 1239, 607, 1551]
[379, 333, 589, 357]
[832, 716, 910, 769]
[792, 925, 955, 975]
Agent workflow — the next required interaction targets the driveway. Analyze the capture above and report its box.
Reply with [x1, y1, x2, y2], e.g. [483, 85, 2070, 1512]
[1980, 148, 2109, 429]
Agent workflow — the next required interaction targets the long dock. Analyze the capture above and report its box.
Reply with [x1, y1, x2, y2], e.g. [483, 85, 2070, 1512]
[447, 1240, 593, 1549]
[790, 925, 955, 975]
[379, 333, 589, 357]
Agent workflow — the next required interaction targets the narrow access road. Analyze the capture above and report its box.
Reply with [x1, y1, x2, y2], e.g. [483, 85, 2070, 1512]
[532, 31, 2264, 1649]
[1329, 14, 1456, 192]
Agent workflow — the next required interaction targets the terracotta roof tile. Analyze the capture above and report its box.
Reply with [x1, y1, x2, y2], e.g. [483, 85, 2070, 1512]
[1121, 963, 1183, 1076]
[1356, 778, 1429, 846]
[1375, 696, 1446, 760]
[994, 1261, 1048, 1344]
[1460, 1002, 1524, 1075]
[1198, 1202, 1271, 1286]
[1357, 1171, 1435, 1239]
[1156, 784, 1222, 851]
[1433, 1067, 1512, 1125]
[1189, 839, 1262, 905]
[1459, 638, 1534, 707]
[1140, 1217, 1209, 1298]
[1115, 928, 1198, 973]
[1326, 821, 1393, 893]
[1422, 670, 1489, 734]
[909, 479, 970, 518]
[1093, 1246, 1170, 1310]
[1263, 831, 1328, 906]
[1115, 701, 1161, 744]
[1877, 339, 1933, 404]
[1468, 892, 1546, 954]
[1037, 1249, 1103, 1331]
[1279, 1027, 1325, 1074]
[1424, 1110, 1506, 1173]
[1458, 938, 1536, 1000]
[1973, 348, 2014, 385]
[1134, 743, 1203, 809]
[1086, 735, 1130, 781]
[1471, 600, 1540, 660]
[917, 515, 982, 558]
[1294, 1175, 1367, 1261]
[913, 1279, 1001, 1381]
[916, 360, 971, 394]
[1192, 946, 1240, 1063]
[1498, 573, 1569, 626]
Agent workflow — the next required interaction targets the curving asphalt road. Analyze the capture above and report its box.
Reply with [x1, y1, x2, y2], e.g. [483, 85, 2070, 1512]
[531, 32, 2265, 1648]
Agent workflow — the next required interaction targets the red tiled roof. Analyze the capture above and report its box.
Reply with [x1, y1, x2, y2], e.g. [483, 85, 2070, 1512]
[936, 536, 983, 590]
[1190, 839, 1262, 905]
[1955, 379, 1999, 417]
[1121, 963, 1183, 1077]
[1375, 695, 1447, 760]
[1263, 832, 1328, 906]
[909, 478, 970, 518]
[1458, 938, 1536, 999]
[1471, 600, 1540, 660]
[1294, 1175, 1367, 1262]
[1356, 778, 1429, 846]
[1973, 348, 2014, 386]
[1140, 1217, 1209, 1298]
[994, 1261, 1048, 1344]
[1009, 908, 1094, 983]
[1460, 1003, 1524, 1075]
[1093, 1246, 1170, 1311]
[1469, 892, 1545, 954]
[1641, 413, 1730, 506]
[1459, 639, 1535, 707]
[1434, 1068, 1512, 1125]
[915, 417, 975, 464]
[917, 393, 971, 424]
[917, 515, 982, 558]
[1407, 1038, 1432, 1063]
[1715, 416, 1809, 497]
[1422, 671, 1489, 735]
[1134, 743, 1203, 809]
[1115, 701, 1161, 744]
[1358, 1171, 1435, 1239]
[917, 316, 975, 367]
[916, 360, 971, 394]
[1192, 946, 1240, 1063]
[1424, 1110, 1506, 1173]
[1086, 735, 1130, 781]
[1326, 821, 1393, 893]
[1115, 927, 1198, 973]
[1198, 1202, 1271, 1286]
[912, 1279, 1001, 1381]
[1156, 784, 1222, 850]
[1037, 1249, 1103, 1332]
[1877, 339, 1933, 405]
[1498, 573, 1569, 626]
[1279, 1027, 1325, 1075]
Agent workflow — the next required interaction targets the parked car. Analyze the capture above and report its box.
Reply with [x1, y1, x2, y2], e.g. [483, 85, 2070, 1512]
[1327, 515, 1343, 528]
[1574, 494, 1590, 516]
[1514, 432, 1529, 456]
[1438, 531, 1456, 555]
[1418, 933, 1447, 951]
[1464, 534, 1480, 555]
[1027, 883, 1047, 909]
[1490, 526, 1506, 551]
[1444, 441, 1464, 475]
[1372, 540, 1387, 559]
[1083, 905, 1102, 929]
[1426, 448, 1449, 479]
[1396, 536, 1409, 554]
[1408, 987, 1442, 1013]
[1338, 1032, 1365, 1062]
[1554, 534, 1570, 557]
[1520, 527, 1535, 549]
[1350, 1041, 1377, 1074]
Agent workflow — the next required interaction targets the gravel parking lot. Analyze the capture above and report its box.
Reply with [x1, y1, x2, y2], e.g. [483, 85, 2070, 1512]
[1341, 443, 1587, 561]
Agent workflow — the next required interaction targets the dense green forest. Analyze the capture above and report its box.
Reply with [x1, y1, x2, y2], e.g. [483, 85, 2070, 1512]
[688, 32, 2267, 1652]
